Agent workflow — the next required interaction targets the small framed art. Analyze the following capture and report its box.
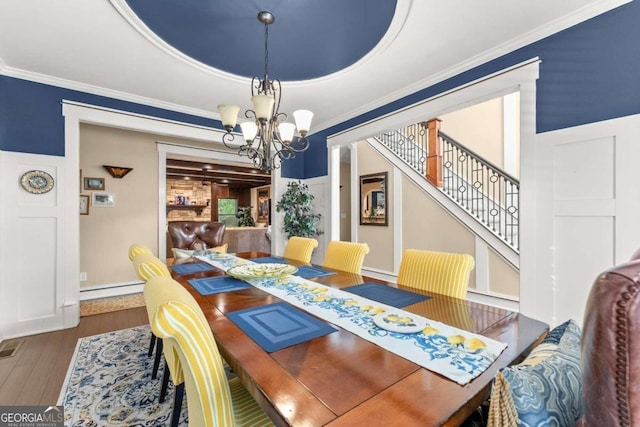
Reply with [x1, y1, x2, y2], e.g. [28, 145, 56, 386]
[79, 195, 89, 215]
[84, 177, 105, 191]
[91, 191, 115, 207]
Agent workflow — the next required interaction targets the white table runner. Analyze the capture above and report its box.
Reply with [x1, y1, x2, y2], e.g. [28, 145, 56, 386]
[196, 254, 507, 385]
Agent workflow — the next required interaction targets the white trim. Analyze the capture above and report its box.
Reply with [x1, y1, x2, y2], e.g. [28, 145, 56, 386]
[392, 166, 403, 273]
[503, 92, 518, 177]
[349, 143, 359, 243]
[328, 58, 540, 145]
[62, 101, 255, 309]
[79, 282, 144, 301]
[474, 237, 490, 293]
[3, 67, 218, 120]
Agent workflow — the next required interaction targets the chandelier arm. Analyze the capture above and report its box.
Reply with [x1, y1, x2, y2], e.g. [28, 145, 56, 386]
[284, 136, 310, 153]
[221, 132, 238, 149]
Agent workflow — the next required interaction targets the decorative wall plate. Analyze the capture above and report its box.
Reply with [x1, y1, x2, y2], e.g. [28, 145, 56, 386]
[20, 170, 55, 194]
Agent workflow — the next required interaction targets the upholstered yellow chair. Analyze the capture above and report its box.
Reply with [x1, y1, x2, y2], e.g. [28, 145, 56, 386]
[131, 253, 172, 379]
[323, 241, 370, 274]
[397, 249, 475, 299]
[128, 243, 153, 261]
[132, 253, 171, 282]
[144, 276, 209, 427]
[152, 300, 275, 427]
[283, 237, 318, 263]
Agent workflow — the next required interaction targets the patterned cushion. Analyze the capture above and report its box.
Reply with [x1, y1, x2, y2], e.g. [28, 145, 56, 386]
[488, 319, 582, 427]
[173, 244, 228, 258]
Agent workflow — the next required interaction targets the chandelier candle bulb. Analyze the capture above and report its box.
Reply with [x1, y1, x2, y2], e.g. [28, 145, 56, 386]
[279, 122, 296, 143]
[293, 110, 314, 135]
[217, 104, 240, 131]
[251, 95, 275, 121]
[240, 121, 258, 142]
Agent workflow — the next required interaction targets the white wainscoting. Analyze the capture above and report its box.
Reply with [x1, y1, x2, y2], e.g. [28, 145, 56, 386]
[522, 113, 640, 327]
[0, 151, 78, 340]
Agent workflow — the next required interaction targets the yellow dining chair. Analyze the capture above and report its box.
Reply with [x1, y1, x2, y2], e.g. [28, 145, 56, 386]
[131, 253, 171, 378]
[132, 253, 171, 282]
[152, 300, 275, 427]
[128, 243, 153, 261]
[144, 276, 209, 427]
[397, 249, 475, 299]
[323, 241, 370, 274]
[283, 237, 318, 263]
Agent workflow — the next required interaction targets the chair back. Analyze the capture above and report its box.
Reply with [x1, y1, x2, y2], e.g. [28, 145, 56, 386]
[168, 221, 226, 251]
[397, 249, 475, 299]
[152, 300, 235, 427]
[128, 243, 153, 261]
[581, 259, 640, 426]
[323, 241, 370, 274]
[283, 237, 318, 263]
[143, 276, 209, 386]
[132, 253, 171, 281]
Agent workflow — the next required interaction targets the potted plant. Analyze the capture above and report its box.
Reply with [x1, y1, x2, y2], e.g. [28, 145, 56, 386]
[236, 206, 256, 227]
[275, 180, 322, 239]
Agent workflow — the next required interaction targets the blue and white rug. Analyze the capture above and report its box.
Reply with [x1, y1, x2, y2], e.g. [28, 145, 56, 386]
[58, 325, 188, 426]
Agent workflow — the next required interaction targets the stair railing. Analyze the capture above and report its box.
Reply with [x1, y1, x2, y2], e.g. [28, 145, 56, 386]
[373, 125, 519, 251]
[439, 131, 519, 250]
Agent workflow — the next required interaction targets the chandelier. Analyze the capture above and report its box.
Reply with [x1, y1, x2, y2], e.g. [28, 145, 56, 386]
[217, 11, 313, 172]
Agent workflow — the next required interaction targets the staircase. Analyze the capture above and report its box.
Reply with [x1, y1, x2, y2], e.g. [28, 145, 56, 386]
[374, 121, 519, 251]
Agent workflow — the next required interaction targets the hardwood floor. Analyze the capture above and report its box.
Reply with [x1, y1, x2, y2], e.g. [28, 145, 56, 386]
[0, 307, 148, 405]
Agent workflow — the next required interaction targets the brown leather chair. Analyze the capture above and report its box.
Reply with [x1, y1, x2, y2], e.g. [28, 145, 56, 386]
[581, 258, 640, 426]
[167, 221, 225, 251]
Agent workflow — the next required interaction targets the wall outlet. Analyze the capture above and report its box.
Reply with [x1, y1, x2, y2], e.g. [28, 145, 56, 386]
[79, 272, 87, 282]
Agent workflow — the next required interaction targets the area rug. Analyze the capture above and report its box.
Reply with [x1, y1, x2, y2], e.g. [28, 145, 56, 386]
[58, 325, 189, 426]
[80, 293, 146, 317]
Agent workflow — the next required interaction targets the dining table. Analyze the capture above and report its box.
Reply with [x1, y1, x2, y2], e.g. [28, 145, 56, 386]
[168, 251, 548, 427]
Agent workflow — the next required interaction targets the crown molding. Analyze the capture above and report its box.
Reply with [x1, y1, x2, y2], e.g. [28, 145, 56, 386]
[312, 0, 632, 133]
[1, 65, 219, 121]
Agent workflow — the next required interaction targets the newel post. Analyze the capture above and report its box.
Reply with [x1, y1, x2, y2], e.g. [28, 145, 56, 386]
[426, 118, 443, 188]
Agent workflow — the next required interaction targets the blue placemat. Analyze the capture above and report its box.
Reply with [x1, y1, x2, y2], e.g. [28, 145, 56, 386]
[343, 282, 431, 308]
[227, 302, 338, 352]
[295, 265, 336, 279]
[187, 276, 251, 295]
[170, 262, 216, 274]
[249, 256, 291, 264]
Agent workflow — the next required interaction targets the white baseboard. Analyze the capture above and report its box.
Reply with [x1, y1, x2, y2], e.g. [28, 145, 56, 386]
[79, 282, 144, 301]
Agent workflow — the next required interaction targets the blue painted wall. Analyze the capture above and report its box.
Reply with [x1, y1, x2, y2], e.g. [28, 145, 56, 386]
[303, 1, 640, 178]
[0, 76, 224, 156]
[1, 1, 639, 180]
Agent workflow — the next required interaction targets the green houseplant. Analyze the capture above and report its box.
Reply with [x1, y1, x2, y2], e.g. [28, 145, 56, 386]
[275, 180, 322, 239]
[236, 206, 256, 227]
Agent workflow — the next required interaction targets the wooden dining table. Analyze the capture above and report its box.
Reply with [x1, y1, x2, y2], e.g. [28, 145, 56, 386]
[169, 252, 548, 426]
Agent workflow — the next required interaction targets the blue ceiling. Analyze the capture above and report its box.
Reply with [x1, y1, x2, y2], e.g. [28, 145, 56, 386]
[125, 0, 397, 81]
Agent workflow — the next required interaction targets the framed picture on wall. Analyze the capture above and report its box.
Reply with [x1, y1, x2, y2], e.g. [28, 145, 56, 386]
[257, 188, 270, 222]
[79, 195, 89, 215]
[84, 177, 105, 190]
[91, 191, 115, 207]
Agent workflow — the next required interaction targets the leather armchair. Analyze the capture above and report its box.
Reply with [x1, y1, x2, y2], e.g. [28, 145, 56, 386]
[167, 221, 225, 251]
[581, 258, 640, 426]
